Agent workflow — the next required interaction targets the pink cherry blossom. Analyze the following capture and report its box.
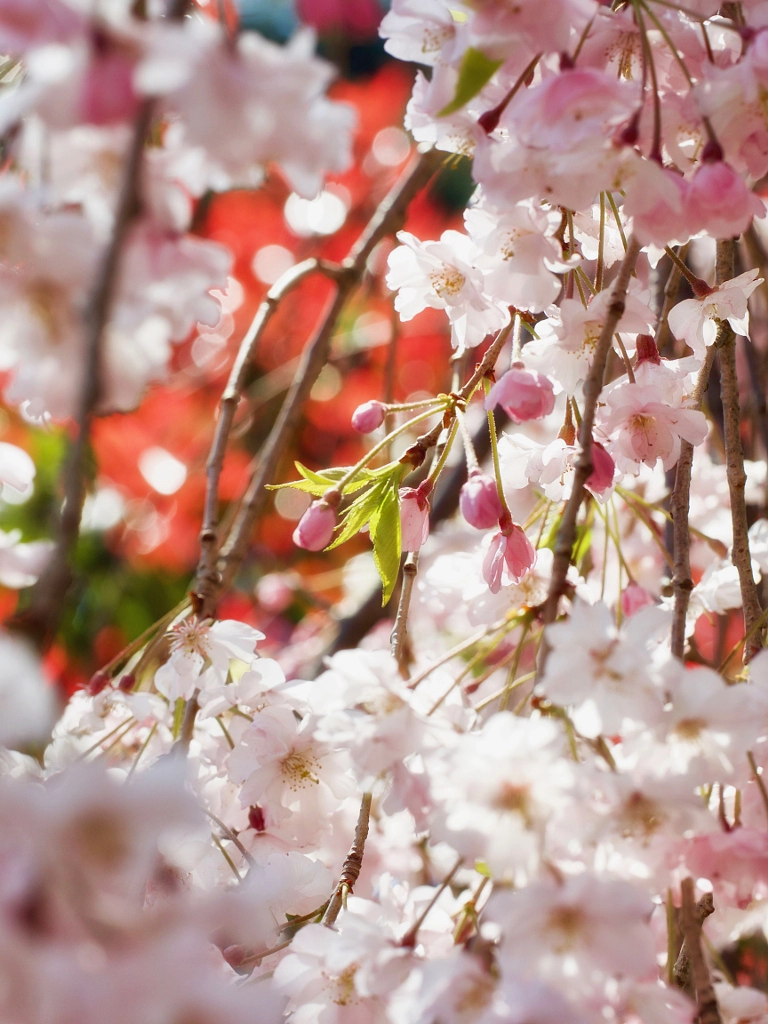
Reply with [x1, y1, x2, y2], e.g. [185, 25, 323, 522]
[485, 363, 556, 424]
[482, 519, 536, 593]
[668, 268, 762, 359]
[686, 157, 765, 239]
[386, 229, 509, 350]
[586, 440, 616, 497]
[601, 383, 708, 471]
[621, 583, 655, 618]
[460, 471, 503, 530]
[0, 0, 82, 54]
[293, 500, 338, 551]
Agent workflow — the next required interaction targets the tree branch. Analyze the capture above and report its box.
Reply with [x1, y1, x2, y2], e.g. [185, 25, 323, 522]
[390, 552, 418, 676]
[541, 235, 641, 632]
[322, 792, 373, 927]
[20, 99, 156, 646]
[670, 345, 718, 660]
[717, 238, 765, 662]
[213, 148, 443, 605]
[678, 878, 722, 1024]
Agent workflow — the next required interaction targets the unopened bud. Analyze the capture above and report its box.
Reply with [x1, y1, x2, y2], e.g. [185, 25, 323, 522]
[351, 400, 386, 433]
[292, 500, 337, 552]
[586, 442, 615, 496]
[460, 471, 503, 530]
[635, 334, 661, 366]
[86, 670, 110, 696]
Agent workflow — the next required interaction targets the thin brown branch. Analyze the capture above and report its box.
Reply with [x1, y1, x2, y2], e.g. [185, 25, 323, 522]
[322, 792, 373, 927]
[390, 552, 419, 677]
[193, 258, 325, 616]
[20, 100, 155, 646]
[215, 149, 443, 602]
[541, 236, 641, 632]
[670, 345, 718, 660]
[678, 878, 722, 1024]
[673, 888, 715, 988]
[717, 238, 765, 662]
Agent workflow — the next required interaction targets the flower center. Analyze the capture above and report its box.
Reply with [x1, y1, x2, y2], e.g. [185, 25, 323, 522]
[280, 750, 321, 791]
[430, 265, 466, 299]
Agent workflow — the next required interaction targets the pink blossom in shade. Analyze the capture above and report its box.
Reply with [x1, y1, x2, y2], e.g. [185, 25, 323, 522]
[399, 484, 431, 551]
[484, 363, 556, 424]
[296, 0, 383, 38]
[621, 582, 655, 618]
[79, 34, 141, 127]
[292, 500, 337, 552]
[483, 520, 536, 594]
[0, 0, 82, 54]
[460, 471, 503, 530]
[685, 159, 765, 240]
[351, 399, 386, 433]
[601, 384, 708, 471]
[585, 441, 615, 497]
[680, 829, 768, 909]
[667, 268, 762, 359]
[622, 158, 691, 248]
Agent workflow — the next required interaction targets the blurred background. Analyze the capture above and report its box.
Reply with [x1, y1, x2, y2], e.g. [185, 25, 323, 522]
[1, 0, 474, 693]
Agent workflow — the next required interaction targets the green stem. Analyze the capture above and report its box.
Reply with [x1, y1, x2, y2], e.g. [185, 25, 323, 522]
[485, 382, 510, 516]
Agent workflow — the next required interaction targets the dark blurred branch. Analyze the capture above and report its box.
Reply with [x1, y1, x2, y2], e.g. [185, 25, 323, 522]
[717, 238, 766, 662]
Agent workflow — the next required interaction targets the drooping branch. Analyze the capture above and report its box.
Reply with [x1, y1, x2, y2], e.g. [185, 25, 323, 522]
[541, 235, 641, 631]
[678, 878, 722, 1024]
[211, 148, 443, 608]
[670, 345, 718, 660]
[717, 238, 766, 662]
[322, 791, 373, 927]
[193, 257, 331, 616]
[21, 99, 156, 646]
[390, 552, 419, 676]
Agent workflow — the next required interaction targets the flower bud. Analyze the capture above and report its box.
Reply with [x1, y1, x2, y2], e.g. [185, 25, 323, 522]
[292, 500, 337, 551]
[460, 471, 502, 530]
[634, 334, 660, 367]
[504, 523, 536, 583]
[621, 582, 655, 618]
[351, 400, 386, 434]
[586, 441, 615, 497]
[86, 670, 109, 696]
[485, 364, 555, 424]
[399, 485, 430, 551]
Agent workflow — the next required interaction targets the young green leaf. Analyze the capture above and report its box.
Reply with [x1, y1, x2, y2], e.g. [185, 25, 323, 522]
[370, 480, 402, 605]
[327, 479, 390, 550]
[438, 47, 503, 117]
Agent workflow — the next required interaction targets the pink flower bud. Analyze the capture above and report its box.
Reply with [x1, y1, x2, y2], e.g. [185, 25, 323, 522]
[460, 471, 502, 530]
[399, 484, 431, 551]
[586, 442, 615, 497]
[482, 520, 536, 594]
[351, 400, 386, 433]
[485, 364, 556, 424]
[292, 500, 337, 551]
[686, 159, 764, 239]
[621, 583, 655, 618]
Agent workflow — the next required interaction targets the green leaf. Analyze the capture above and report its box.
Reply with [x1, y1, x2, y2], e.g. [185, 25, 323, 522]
[268, 462, 398, 497]
[438, 47, 503, 117]
[172, 698, 185, 739]
[327, 480, 388, 550]
[370, 481, 402, 605]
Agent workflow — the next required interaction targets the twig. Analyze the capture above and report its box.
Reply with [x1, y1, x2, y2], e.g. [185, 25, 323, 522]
[399, 856, 463, 948]
[391, 552, 419, 677]
[540, 236, 641, 632]
[193, 258, 325, 617]
[322, 792, 373, 927]
[677, 878, 721, 1024]
[672, 886, 715, 988]
[670, 345, 718, 660]
[717, 238, 766, 662]
[216, 150, 443, 599]
[21, 101, 154, 644]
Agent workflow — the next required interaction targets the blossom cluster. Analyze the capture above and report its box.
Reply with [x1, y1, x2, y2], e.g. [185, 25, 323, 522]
[4, 1, 768, 1024]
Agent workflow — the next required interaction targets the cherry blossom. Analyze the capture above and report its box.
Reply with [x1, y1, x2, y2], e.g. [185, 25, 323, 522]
[154, 618, 265, 703]
[667, 268, 762, 359]
[386, 229, 510, 350]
